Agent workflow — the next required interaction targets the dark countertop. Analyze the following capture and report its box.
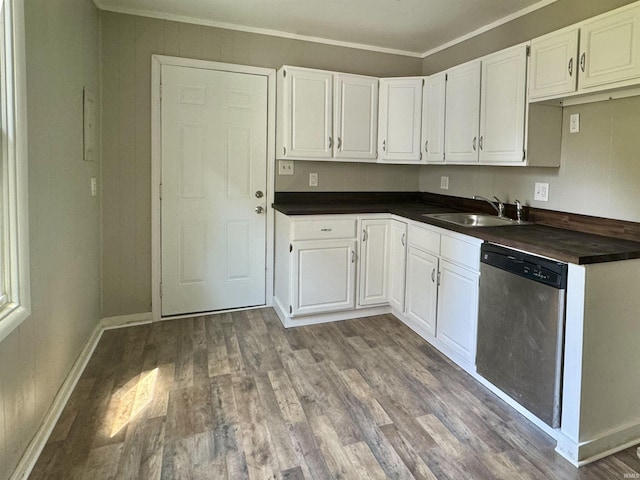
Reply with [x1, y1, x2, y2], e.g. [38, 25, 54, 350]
[273, 201, 640, 265]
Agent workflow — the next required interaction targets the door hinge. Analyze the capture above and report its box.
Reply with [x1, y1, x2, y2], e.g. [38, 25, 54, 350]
[159, 282, 163, 298]
[443, 153, 446, 161]
[289, 243, 293, 253]
[289, 305, 292, 314]
[526, 45, 531, 57]
[422, 78, 425, 86]
[445, 73, 448, 82]
[159, 84, 162, 98]
[159, 183, 162, 200]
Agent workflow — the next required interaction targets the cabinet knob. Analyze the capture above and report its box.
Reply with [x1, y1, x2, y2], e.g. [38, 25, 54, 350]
[255, 206, 264, 214]
[255, 190, 264, 198]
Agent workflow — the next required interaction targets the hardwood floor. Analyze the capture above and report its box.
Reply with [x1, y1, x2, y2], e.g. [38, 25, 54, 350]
[29, 308, 640, 479]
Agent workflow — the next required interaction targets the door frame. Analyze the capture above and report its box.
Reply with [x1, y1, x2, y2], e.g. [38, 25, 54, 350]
[151, 55, 276, 322]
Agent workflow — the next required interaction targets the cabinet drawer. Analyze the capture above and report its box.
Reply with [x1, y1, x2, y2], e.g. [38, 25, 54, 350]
[292, 218, 357, 240]
[440, 234, 480, 271]
[408, 224, 440, 254]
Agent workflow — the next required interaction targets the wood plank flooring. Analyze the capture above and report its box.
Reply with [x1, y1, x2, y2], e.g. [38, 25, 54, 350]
[29, 309, 640, 479]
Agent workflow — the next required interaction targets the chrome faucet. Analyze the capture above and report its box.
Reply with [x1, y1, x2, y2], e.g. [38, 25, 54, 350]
[515, 199, 524, 223]
[474, 195, 505, 218]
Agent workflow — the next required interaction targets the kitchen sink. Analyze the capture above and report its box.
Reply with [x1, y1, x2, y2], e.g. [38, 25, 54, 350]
[423, 212, 529, 227]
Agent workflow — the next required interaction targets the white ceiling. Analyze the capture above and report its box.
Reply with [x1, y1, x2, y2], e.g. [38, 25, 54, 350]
[93, 0, 559, 57]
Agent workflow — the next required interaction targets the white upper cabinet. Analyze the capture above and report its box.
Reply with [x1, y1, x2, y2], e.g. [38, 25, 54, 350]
[579, 3, 640, 90]
[444, 61, 481, 164]
[279, 67, 333, 159]
[277, 66, 377, 161]
[422, 72, 446, 164]
[334, 74, 378, 160]
[529, 2, 640, 102]
[529, 28, 579, 100]
[479, 44, 528, 164]
[378, 77, 424, 163]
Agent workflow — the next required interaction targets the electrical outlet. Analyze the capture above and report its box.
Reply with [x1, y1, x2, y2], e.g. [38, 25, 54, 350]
[309, 172, 318, 187]
[570, 113, 580, 133]
[440, 176, 449, 190]
[278, 160, 294, 175]
[534, 182, 549, 202]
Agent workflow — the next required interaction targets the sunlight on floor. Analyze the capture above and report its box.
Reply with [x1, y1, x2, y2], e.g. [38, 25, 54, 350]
[110, 368, 158, 437]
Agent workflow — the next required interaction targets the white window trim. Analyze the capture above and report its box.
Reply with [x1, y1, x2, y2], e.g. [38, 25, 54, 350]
[0, 0, 30, 343]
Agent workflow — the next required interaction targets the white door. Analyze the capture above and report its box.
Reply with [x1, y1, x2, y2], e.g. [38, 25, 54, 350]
[334, 74, 378, 161]
[404, 247, 439, 336]
[529, 28, 579, 100]
[445, 61, 481, 164]
[378, 78, 424, 163]
[358, 219, 390, 307]
[479, 44, 528, 164]
[422, 72, 447, 164]
[579, 4, 640, 89]
[283, 67, 333, 159]
[161, 65, 268, 316]
[388, 220, 407, 312]
[436, 260, 479, 364]
[292, 239, 357, 316]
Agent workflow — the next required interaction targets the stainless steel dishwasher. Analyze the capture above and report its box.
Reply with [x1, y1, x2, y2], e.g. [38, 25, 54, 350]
[476, 242, 568, 428]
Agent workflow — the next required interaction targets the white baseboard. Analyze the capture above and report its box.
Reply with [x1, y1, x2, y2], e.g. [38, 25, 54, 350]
[101, 311, 153, 329]
[10, 321, 105, 480]
[9, 312, 153, 480]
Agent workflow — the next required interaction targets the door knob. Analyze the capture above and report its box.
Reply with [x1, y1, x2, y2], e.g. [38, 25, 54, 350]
[255, 206, 264, 214]
[255, 190, 264, 198]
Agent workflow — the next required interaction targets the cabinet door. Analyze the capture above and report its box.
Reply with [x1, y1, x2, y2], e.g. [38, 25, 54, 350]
[436, 260, 479, 364]
[422, 72, 446, 164]
[283, 67, 333, 159]
[334, 74, 378, 161]
[445, 61, 481, 164]
[388, 220, 407, 312]
[404, 247, 438, 336]
[358, 219, 390, 307]
[579, 4, 640, 90]
[479, 44, 528, 164]
[529, 29, 579, 100]
[378, 78, 423, 163]
[291, 239, 356, 316]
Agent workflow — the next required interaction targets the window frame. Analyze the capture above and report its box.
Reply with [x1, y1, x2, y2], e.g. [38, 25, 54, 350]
[0, 0, 30, 343]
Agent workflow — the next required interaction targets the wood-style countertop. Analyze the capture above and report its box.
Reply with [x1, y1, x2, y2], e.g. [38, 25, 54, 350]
[273, 198, 640, 265]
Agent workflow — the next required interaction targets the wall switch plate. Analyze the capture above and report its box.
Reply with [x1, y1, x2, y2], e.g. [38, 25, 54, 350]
[278, 160, 294, 175]
[534, 182, 549, 202]
[440, 176, 449, 190]
[309, 172, 318, 187]
[91, 177, 97, 197]
[570, 113, 580, 133]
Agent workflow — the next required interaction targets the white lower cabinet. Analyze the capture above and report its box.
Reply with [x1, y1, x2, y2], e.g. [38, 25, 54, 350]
[358, 219, 391, 307]
[291, 239, 357, 316]
[388, 220, 407, 312]
[404, 246, 439, 336]
[436, 259, 479, 364]
[401, 222, 481, 366]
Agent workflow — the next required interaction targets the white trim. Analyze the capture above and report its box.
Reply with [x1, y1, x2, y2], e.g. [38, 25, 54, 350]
[93, 0, 559, 60]
[421, 0, 559, 58]
[9, 321, 105, 480]
[101, 311, 153, 329]
[151, 55, 276, 322]
[0, 0, 31, 343]
[92, 1, 422, 58]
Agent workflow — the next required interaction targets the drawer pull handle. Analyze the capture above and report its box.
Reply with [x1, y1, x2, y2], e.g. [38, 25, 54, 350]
[362, 230, 368, 242]
[580, 52, 586, 72]
[401, 233, 405, 246]
[351, 250, 355, 263]
[568, 57, 573, 76]
[320, 228, 332, 232]
[431, 268, 436, 282]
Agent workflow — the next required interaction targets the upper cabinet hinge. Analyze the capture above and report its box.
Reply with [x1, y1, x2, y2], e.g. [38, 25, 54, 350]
[159, 84, 162, 98]
[422, 78, 425, 86]
[159, 183, 162, 200]
[526, 45, 531, 57]
[443, 153, 446, 161]
[283, 69, 287, 78]
[445, 73, 448, 82]
[289, 243, 293, 253]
